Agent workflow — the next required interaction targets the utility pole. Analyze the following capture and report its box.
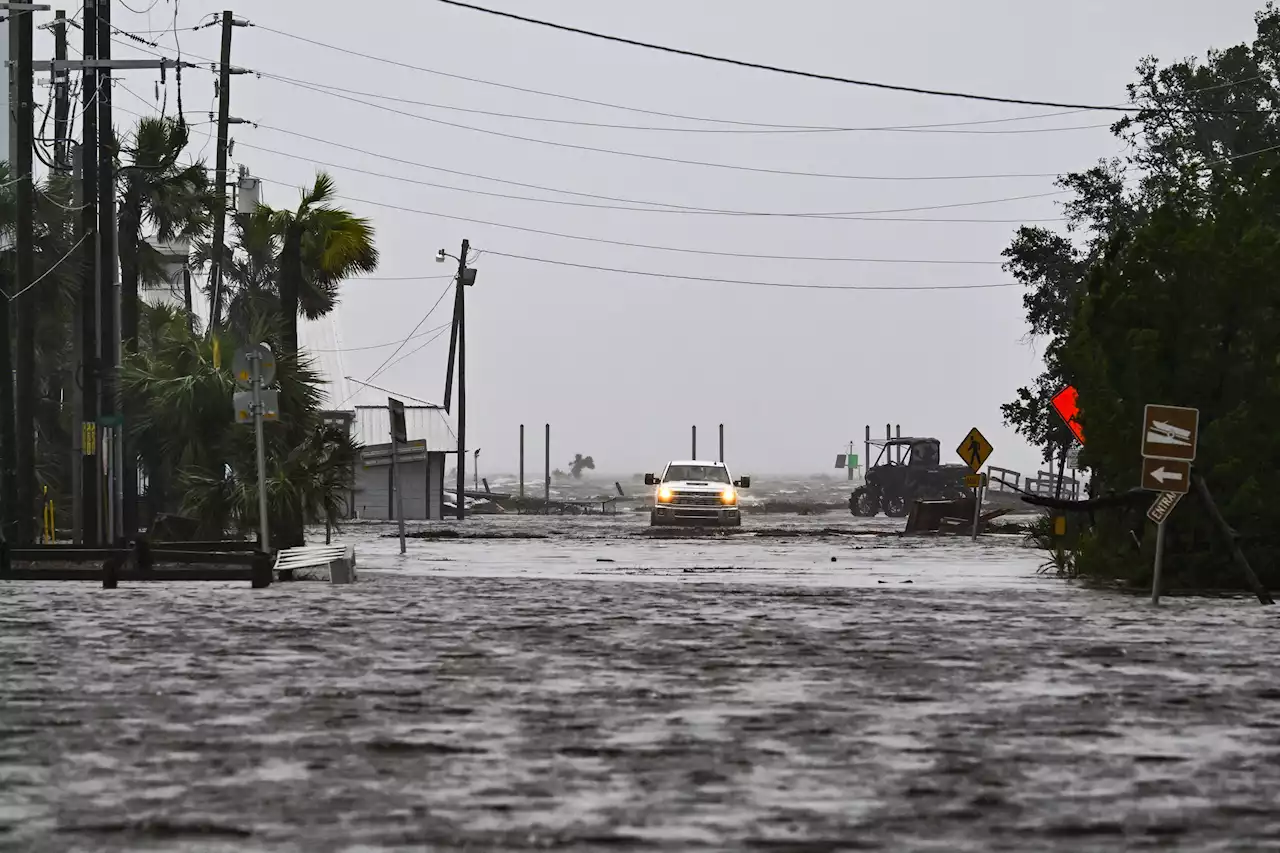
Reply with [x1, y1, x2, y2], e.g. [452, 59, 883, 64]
[207, 10, 240, 329]
[52, 10, 68, 170]
[97, 0, 124, 541]
[439, 238, 475, 520]
[455, 238, 468, 521]
[78, 0, 99, 544]
[12, 0, 40, 544]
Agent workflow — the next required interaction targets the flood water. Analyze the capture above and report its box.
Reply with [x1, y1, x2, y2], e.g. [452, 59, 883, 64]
[3, 514, 1278, 852]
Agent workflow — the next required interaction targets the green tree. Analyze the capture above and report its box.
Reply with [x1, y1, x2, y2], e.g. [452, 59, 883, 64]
[122, 302, 360, 539]
[1003, 2, 1280, 587]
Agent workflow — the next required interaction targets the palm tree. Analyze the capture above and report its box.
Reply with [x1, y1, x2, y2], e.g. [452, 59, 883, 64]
[191, 207, 282, 339]
[115, 116, 211, 535]
[272, 172, 379, 360]
[122, 301, 359, 539]
[117, 117, 210, 348]
[271, 172, 377, 546]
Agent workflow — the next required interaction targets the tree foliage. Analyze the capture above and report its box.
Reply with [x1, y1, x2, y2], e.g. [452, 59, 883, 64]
[1005, 3, 1280, 586]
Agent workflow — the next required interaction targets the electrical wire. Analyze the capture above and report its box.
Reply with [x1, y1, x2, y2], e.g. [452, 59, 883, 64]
[358, 280, 456, 392]
[249, 69, 1113, 136]
[477, 250, 1017, 292]
[308, 320, 452, 353]
[429, 0, 1271, 116]
[257, 73, 1074, 182]
[376, 325, 452, 376]
[238, 136, 1070, 224]
[250, 174, 1054, 265]
[246, 24, 1141, 131]
[246, 124, 1069, 221]
[3, 232, 94, 302]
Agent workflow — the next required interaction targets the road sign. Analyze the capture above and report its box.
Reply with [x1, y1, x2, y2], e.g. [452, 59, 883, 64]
[233, 389, 279, 424]
[1051, 385, 1085, 444]
[232, 343, 276, 389]
[388, 397, 408, 444]
[98, 414, 123, 428]
[956, 427, 993, 473]
[1147, 490, 1184, 525]
[1141, 457, 1191, 494]
[1065, 446, 1081, 470]
[964, 473, 986, 488]
[1141, 404, 1199, 462]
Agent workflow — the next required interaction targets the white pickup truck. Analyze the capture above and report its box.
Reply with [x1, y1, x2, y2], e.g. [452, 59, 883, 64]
[644, 460, 751, 527]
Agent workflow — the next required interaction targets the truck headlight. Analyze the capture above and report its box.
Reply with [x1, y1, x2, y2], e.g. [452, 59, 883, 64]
[658, 486, 673, 503]
[721, 488, 737, 505]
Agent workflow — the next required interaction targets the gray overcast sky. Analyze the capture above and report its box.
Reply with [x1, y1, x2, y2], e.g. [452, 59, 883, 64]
[39, 0, 1264, 475]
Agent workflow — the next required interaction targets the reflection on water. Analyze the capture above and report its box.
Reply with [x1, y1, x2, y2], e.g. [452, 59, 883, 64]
[2, 518, 1277, 851]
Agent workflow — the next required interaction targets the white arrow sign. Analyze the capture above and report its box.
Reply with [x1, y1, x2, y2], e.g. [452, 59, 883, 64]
[1149, 465, 1184, 485]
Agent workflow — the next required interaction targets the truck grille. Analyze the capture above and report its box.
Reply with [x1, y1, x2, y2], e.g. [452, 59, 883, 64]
[672, 492, 723, 507]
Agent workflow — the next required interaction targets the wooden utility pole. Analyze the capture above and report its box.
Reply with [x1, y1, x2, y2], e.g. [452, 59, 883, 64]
[52, 10, 68, 169]
[455, 239, 468, 520]
[12, 0, 39, 543]
[97, 0, 123, 541]
[78, 0, 100, 544]
[207, 10, 235, 329]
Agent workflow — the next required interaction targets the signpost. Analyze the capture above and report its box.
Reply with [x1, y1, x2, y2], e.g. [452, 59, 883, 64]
[232, 343, 276, 552]
[1139, 403, 1200, 605]
[834, 449, 859, 480]
[388, 397, 407, 555]
[956, 427, 994, 541]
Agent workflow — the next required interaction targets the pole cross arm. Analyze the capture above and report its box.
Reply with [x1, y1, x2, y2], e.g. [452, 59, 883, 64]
[31, 58, 199, 72]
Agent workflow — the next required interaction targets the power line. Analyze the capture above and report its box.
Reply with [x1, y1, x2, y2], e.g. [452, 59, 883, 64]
[247, 123, 1070, 221]
[239, 135, 1069, 224]
[2, 231, 94, 302]
[243, 24, 1173, 132]
[257, 73, 1073, 182]
[481, 250, 1018, 292]
[252, 174, 1037, 265]
[249, 69, 1112, 136]
[430, 0, 1271, 116]
[363, 281, 455, 385]
[308, 320, 452, 353]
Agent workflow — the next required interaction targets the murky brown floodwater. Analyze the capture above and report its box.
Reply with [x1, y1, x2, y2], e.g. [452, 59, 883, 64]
[2, 516, 1278, 852]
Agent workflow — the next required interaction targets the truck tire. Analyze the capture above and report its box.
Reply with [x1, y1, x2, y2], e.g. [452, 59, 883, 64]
[883, 495, 909, 518]
[850, 487, 878, 517]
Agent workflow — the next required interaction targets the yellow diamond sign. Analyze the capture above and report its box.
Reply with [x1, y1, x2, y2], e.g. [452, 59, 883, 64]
[956, 427, 993, 473]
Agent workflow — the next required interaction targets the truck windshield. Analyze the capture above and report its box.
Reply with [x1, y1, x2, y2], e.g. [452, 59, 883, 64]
[664, 465, 730, 483]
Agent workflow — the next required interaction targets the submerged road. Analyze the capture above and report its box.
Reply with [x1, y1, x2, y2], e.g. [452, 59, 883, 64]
[2, 516, 1277, 851]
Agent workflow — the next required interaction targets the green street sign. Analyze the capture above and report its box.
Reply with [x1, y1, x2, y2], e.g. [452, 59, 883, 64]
[98, 414, 123, 428]
[848, 453, 858, 469]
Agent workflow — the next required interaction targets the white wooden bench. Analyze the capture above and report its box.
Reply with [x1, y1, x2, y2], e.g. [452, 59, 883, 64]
[273, 544, 357, 584]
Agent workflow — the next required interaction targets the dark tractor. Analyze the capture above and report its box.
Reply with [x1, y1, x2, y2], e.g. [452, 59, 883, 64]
[849, 437, 971, 518]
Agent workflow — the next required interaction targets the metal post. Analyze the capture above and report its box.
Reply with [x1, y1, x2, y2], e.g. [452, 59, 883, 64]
[208, 10, 234, 327]
[864, 425, 870, 482]
[847, 442, 854, 481]
[1053, 437, 1068, 500]
[251, 352, 269, 552]
[1150, 519, 1167, 605]
[718, 424, 724, 463]
[971, 479, 984, 541]
[390, 439, 405, 554]
[692, 425, 697, 459]
[895, 424, 902, 463]
[544, 423, 550, 514]
[518, 424, 524, 499]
